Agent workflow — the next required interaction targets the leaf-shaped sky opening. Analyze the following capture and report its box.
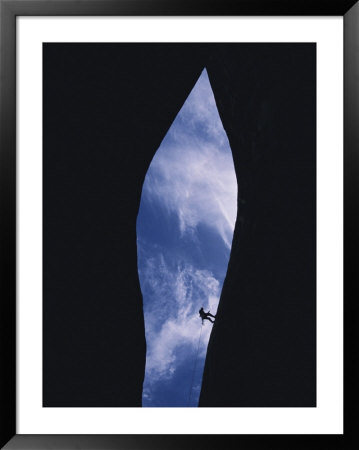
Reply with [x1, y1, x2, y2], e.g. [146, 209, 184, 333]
[136, 68, 238, 407]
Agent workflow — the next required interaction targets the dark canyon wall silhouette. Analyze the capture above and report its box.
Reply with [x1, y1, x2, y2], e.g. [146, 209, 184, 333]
[200, 45, 316, 406]
[43, 44, 207, 406]
[43, 44, 315, 406]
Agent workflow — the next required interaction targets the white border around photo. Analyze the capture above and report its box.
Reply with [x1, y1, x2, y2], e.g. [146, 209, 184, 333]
[17, 16, 343, 435]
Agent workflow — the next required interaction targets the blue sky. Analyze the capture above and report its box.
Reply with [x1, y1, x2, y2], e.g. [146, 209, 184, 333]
[136, 69, 237, 407]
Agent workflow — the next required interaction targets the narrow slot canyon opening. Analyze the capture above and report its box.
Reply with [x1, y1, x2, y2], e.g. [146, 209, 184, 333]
[136, 69, 238, 407]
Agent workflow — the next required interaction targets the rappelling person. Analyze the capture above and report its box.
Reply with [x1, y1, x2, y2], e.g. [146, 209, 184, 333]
[199, 307, 216, 324]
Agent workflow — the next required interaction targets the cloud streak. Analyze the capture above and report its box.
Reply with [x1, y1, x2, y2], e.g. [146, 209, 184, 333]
[140, 255, 219, 380]
[143, 69, 237, 249]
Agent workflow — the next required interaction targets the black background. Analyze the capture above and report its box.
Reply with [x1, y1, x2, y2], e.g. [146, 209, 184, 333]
[43, 43, 316, 408]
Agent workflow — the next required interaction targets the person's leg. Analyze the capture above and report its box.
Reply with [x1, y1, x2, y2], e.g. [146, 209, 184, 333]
[204, 317, 214, 323]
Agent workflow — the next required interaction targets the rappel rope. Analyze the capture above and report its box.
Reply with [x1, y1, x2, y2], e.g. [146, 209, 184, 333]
[187, 322, 203, 406]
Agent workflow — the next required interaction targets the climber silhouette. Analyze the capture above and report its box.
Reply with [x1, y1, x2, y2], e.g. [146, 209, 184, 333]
[199, 307, 216, 324]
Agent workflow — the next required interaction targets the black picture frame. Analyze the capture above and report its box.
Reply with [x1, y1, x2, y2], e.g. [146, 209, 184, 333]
[0, 0, 357, 448]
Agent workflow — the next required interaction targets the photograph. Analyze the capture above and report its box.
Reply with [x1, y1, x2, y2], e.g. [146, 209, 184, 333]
[43, 43, 316, 408]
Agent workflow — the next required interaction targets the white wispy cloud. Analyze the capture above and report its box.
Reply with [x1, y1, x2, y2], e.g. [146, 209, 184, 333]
[140, 254, 219, 381]
[143, 69, 237, 249]
[176, 68, 228, 146]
